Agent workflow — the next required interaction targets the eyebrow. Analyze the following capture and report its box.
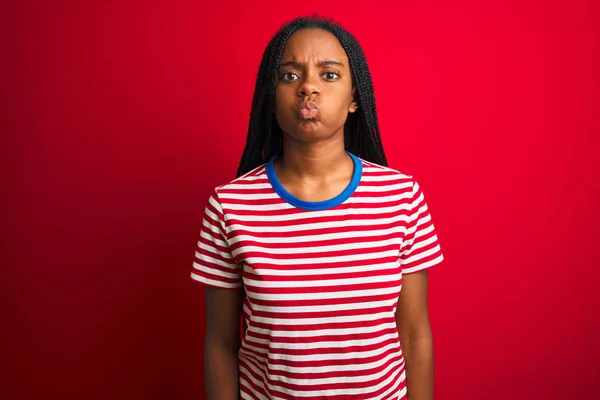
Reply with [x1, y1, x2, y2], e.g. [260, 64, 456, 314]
[279, 60, 345, 68]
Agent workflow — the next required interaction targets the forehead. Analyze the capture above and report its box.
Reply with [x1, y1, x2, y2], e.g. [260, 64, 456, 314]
[280, 28, 349, 64]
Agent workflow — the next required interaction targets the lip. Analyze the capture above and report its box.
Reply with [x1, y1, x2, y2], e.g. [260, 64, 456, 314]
[299, 108, 319, 118]
[297, 100, 319, 119]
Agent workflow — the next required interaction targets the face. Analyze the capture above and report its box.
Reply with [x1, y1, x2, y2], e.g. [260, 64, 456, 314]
[275, 28, 358, 142]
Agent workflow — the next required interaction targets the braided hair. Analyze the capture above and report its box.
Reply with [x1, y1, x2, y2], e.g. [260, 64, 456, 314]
[235, 15, 388, 178]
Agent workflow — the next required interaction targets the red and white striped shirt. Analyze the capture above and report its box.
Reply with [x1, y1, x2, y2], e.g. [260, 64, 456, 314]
[192, 152, 444, 399]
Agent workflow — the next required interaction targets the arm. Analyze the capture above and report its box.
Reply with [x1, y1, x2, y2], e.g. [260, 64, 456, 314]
[396, 270, 434, 400]
[204, 285, 244, 400]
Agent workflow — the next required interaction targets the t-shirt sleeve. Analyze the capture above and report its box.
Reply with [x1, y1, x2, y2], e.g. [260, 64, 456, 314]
[191, 188, 242, 289]
[399, 178, 445, 274]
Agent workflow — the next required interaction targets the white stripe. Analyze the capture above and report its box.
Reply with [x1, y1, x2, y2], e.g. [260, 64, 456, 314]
[198, 233, 227, 250]
[192, 259, 239, 279]
[249, 297, 398, 314]
[245, 285, 399, 301]
[225, 204, 409, 222]
[248, 310, 394, 326]
[242, 340, 400, 362]
[414, 219, 435, 239]
[245, 331, 399, 350]
[374, 369, 406, 400]
[244, 270, 400, 289]
[197, 235, 233, 260]
[219, 192, 281, 201]
[245, 260, 400, 277]
[228, 226, 403, 245]
[355, 182, 411, 192]
[361, 174, 406, 182]
[194, 250, 236, 269]
[243, 249, 400, 268]
[344, 194, 412, 203]
[190, 272, 240, 288]
[236, 174, 267, 182]
[240, 383, 263, 400]
[224, 202, 295, 211]
[412, 192, 427, 212]
[207, 194, 224, 215]
[403, 243, 441, 265]
[406, 232, 437, 254]
[234, 238, 400, 257]
[221, 183, 273, 191]
[202, 212, 226, 237]
[227, 214, 408, 234]
[247, 321, 399, 339]
[404, 213, 432, 239]
[239, 368, 281, 400]
[402, 252, 444, 273]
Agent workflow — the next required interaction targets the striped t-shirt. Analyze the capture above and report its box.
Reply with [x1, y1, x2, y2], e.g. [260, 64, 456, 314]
[191, 151, 444, 399]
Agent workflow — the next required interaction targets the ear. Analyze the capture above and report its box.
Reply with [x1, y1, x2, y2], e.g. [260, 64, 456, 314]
[348, 87, 359, 113]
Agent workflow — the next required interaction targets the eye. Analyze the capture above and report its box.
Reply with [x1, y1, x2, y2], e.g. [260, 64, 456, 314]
[281, 72, 299, 81]
[323, 71, 340, 80]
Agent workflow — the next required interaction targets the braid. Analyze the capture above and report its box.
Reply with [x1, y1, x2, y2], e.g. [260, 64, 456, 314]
[236, 15, 388, 177]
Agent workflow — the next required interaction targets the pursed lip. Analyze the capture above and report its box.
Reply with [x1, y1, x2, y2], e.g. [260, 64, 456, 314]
[297, 100, 319, 119]
[299, 108, 319, 118]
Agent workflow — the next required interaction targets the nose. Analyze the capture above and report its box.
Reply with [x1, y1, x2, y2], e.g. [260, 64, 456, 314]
[297, 74, 320, 98]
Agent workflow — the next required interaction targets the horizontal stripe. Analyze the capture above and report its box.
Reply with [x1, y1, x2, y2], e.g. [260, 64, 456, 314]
[192, 156, 443, 398]
[247, 321, 399, 338]
[227, 226, 404, 245]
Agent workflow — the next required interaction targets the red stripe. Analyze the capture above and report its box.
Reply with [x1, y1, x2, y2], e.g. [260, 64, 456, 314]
[248, 290, 400, 307]
[193, 159, 441, 398]
[247, 315, 395, 333]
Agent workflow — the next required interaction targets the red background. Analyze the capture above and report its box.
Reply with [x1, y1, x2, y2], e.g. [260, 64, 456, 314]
[2, 1, 599, 399]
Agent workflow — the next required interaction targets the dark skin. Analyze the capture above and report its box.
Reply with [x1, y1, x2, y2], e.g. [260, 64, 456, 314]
[396, 270, 435, 400]
[203, 286, 243, 399]
[273, 28, 358, 200]
[204, 28, 433, 400]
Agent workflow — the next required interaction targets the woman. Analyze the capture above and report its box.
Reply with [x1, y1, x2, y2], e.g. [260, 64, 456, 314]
[192, 15, 444, 400]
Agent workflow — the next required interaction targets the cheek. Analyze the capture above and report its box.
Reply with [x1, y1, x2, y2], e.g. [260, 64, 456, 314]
[325, 84, 352, 108]
[323, 89, 352, 122]
[274, 88, 294, 129]
[275, 86, 294, 114]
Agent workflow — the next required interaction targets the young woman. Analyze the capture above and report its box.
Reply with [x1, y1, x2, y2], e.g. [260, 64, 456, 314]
[192, 15, 444, 400]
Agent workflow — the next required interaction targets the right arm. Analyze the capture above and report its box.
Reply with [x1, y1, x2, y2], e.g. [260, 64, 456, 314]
[204, 286, 244, 400]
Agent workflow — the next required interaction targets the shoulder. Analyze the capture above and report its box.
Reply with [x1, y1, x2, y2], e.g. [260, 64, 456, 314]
[358, 157, 416, 188]
[211, 162, 270, 200]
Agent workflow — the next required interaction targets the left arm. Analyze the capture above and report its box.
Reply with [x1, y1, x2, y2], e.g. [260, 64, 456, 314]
[396, 270, 434, 400]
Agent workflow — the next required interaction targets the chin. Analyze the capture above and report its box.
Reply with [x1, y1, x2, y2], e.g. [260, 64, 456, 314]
[286, 123, 340, 143]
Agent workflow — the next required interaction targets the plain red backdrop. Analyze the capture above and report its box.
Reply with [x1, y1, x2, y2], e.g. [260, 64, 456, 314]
[2, 0, 599, 399]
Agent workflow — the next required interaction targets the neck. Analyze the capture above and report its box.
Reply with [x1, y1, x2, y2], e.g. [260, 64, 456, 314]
[276, 135, 351, 180]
